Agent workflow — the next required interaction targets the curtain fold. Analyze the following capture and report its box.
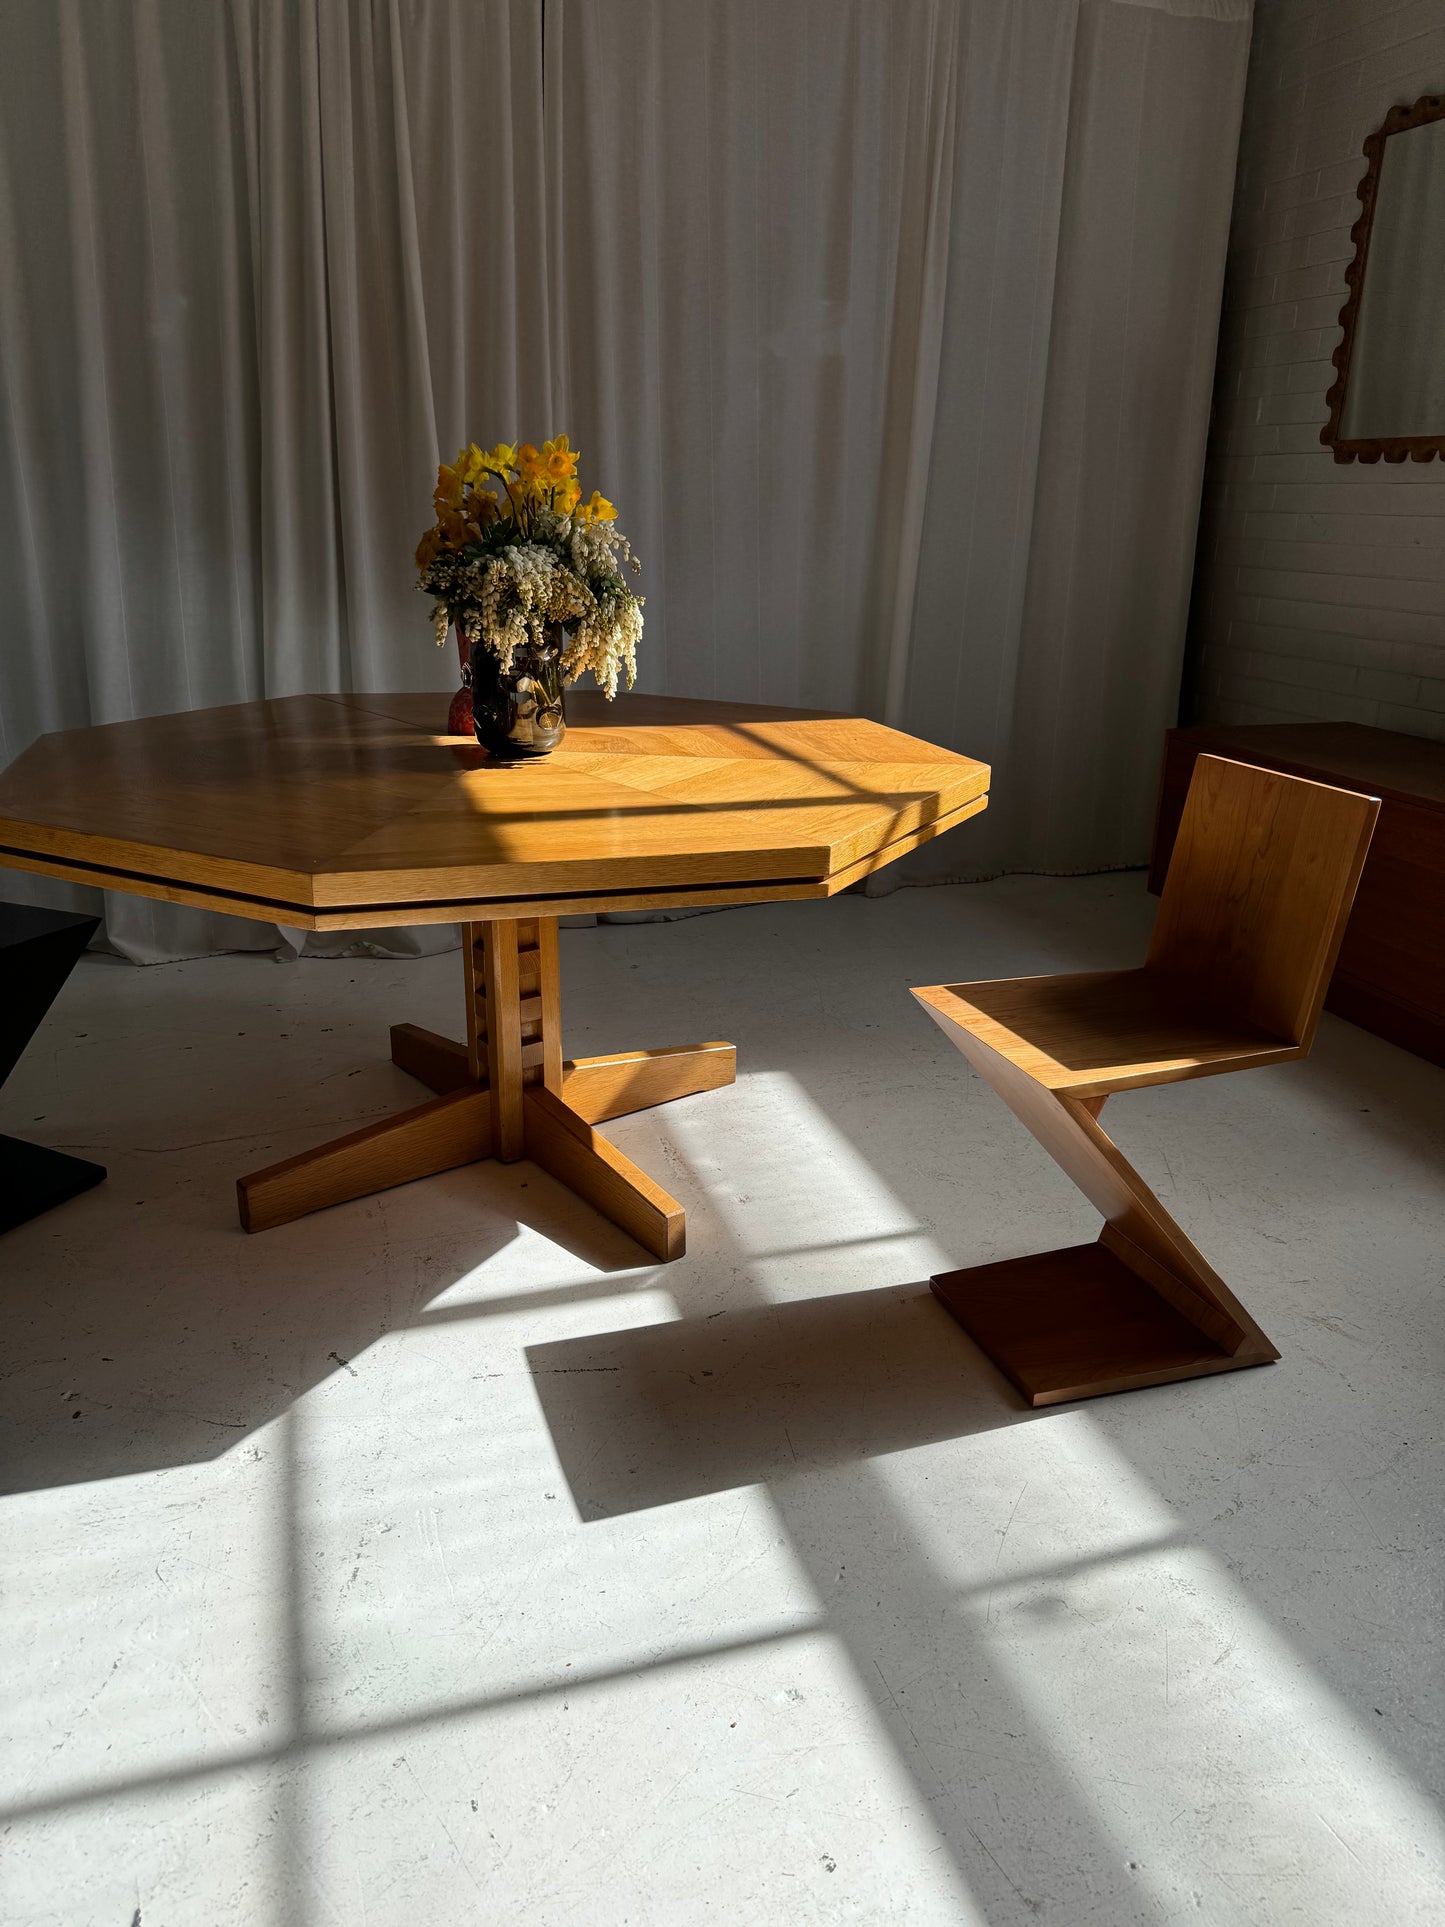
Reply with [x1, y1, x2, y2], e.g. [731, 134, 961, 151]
[0, 0, 1251, 960]
[547, 0, 1252, 881]
[995, 0, 1253, 875]
[546, 0, 983, 718]
[0, 0, 548, 959]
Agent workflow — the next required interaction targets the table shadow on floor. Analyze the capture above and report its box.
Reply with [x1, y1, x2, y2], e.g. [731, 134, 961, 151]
[0, 1153, 660, 1497]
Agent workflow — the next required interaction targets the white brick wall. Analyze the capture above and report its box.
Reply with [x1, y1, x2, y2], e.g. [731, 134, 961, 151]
[1186, 0, 1445, 741]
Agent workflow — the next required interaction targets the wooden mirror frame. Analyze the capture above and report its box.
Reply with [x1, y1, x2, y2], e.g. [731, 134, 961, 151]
[1322, 92, 1445, 465]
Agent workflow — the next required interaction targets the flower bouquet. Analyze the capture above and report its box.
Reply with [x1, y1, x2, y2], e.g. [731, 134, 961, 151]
[414, 436, 643, 757]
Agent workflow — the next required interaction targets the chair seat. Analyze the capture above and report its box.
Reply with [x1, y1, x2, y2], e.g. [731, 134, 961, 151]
[912, 967, 1299, 1096]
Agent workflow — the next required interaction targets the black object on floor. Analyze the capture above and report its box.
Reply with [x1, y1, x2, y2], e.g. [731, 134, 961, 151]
[1, 902, 106, 1234]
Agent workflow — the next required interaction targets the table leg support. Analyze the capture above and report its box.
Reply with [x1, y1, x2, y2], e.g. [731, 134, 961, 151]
[523, 1086, 686, 1261]
[241, 917, 727, 1256]
[560, 1042, 736, 1122]
[390, 1023, 472, 1094]
[237, 1086, 493, 1233]
[389, 1029, 736, 1118]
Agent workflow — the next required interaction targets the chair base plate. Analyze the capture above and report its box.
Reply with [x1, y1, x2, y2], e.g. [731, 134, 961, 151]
[931, 1242, 1276, 1407]
[0, 1133, 107, 1235]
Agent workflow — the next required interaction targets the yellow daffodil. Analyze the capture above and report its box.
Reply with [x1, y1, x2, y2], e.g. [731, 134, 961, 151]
[541, 433, 579, 482]
[512, 446, 547, 503]
[478, 441, 518, 478]
[414, 525, 442, 570]
[555, 477, 582, 517]
[577, 489, 617, 525]
[433, 463, 464, 513]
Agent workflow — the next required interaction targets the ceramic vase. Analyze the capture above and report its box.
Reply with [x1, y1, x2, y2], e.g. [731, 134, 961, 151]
[471, 624, 567, 760]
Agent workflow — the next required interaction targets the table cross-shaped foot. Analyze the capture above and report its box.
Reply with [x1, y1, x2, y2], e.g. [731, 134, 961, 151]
[236, 917, 734, 1258]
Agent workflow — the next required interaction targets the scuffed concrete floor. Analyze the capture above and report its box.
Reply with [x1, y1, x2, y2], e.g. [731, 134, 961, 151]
[2, 874, 1442, 1927]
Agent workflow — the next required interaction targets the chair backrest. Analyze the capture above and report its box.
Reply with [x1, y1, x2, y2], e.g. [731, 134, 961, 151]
[1146, 753, 1379, 1047]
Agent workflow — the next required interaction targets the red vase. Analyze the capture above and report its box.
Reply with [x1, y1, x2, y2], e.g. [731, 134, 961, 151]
[446, 626, 473, 737]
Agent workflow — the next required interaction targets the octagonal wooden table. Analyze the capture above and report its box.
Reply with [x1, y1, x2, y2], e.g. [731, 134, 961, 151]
[0, 692, 989, 1257]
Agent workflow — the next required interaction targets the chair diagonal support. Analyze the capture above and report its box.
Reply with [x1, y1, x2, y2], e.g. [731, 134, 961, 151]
[236, 916, 734, 1258]
[915, 996, 1278, 1406]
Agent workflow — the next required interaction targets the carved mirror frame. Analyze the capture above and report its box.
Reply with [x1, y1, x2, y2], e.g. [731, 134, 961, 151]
[1323, 92, 1445, 465]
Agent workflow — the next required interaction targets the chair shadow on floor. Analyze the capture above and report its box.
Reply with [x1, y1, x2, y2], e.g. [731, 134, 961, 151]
[529, 1282, 1031, 1520]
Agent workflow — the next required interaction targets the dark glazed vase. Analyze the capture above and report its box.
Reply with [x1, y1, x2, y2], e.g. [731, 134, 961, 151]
[471, 624, 568, 760]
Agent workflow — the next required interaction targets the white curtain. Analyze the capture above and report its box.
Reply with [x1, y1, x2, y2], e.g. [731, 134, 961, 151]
[0, 0, 1251, 960]
[548, 0, 1253, 880]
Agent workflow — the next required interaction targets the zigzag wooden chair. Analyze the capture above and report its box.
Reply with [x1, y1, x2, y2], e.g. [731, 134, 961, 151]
[912, 754, 1379, 1406]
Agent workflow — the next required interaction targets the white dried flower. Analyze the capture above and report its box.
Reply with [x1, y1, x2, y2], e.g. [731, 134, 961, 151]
[417, 493, 643, 698]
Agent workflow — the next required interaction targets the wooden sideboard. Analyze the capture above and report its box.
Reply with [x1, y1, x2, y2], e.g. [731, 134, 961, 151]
[1150, 722, 1445, 1068]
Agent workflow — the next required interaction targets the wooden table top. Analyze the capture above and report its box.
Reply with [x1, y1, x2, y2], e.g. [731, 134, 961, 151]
[0, 692, 989, 928]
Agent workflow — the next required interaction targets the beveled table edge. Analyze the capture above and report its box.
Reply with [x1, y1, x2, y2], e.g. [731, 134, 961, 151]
[0, 792, 987, 930]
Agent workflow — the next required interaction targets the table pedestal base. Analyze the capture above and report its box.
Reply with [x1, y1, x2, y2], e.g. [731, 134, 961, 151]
[236, 917, 733, 1258]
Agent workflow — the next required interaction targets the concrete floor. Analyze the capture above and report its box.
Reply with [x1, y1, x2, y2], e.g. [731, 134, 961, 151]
[2, 874, 1442, 1927]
